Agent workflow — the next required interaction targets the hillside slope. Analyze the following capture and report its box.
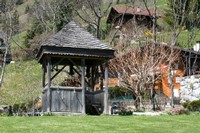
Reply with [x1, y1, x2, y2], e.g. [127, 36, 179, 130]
[0, 60, 41, 105]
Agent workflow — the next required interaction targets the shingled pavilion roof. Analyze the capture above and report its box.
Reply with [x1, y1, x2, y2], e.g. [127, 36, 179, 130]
[37, 21, 115, 63]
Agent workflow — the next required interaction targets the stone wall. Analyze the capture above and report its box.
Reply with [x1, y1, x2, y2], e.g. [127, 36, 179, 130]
[180, 75, 200, 103]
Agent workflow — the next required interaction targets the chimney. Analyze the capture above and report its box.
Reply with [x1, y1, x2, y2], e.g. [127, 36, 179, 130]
[193, 41, 200, 51]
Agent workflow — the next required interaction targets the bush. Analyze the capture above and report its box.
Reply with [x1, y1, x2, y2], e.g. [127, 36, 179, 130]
[168, 107, 190, 115]
[118, 107, 133, 116]
[190, 100, 200, 111]
[182, 99, 200, 112]
[109, 86, 135, 100]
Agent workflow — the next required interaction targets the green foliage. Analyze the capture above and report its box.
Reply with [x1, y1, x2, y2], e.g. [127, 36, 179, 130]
[42, 113, 54, 116]
[24, 4, 30, 14]
[12, 102, 31, 114]
[27, 19, 44, 39]
[12, 10, 20, 35]
[10, 31, 27, 49]
[182, 99, 200, 111]
[190, 100, 200, 111]
[118, 107, 133, 116]
[23, 34, 30, 48]
[55, 2, 73, 31]
[109, 86, 134, 100]
[156, 30, 200, 48]
[164, 0, 200, 30]
[182, 102, 191, 110]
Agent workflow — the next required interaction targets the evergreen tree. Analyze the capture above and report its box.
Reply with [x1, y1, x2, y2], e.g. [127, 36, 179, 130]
[55, 1, 73, 31]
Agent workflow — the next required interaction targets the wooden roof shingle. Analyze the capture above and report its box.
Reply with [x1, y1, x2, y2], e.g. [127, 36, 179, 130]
[37, 21, 114, 63]
[41, 21, 113, 50]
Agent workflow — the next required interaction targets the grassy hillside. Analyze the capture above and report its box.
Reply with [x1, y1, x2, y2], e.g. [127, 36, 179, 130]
[0, 60, 42, 105]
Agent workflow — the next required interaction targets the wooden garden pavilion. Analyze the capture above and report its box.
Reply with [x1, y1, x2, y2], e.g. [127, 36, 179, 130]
[37, 21, 114, 115]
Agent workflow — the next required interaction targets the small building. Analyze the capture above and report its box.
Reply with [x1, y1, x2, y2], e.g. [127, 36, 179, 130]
[36, 21, 115, 115]
[108, 42, 200, 105]
[107, 6, 161, 34]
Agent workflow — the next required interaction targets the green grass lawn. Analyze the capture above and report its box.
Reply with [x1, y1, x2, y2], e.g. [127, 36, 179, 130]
[0, 114, 200, 133]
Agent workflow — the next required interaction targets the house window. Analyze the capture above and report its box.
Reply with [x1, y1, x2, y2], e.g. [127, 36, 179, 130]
[175, 63, 179, 69]
[175, 76, 181, 83]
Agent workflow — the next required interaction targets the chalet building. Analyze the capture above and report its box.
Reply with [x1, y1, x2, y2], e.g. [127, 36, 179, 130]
[107, 6, 161, 35]
[37, 21, 114, 115]
[107, 42, 200, 104]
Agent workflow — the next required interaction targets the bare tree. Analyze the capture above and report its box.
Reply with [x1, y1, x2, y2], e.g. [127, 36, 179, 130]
[74, 0, 112, 39]
[30, 0, 73, 33]
[109, 41, 181, 110]
[164, 0, 200, 107]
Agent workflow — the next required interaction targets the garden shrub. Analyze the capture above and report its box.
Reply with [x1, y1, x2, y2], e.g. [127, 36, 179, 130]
[168, 107, 190, 115]
[190, 100, 200, 111]
[118, 107, 133, 116]
[182, 99, 200, 111]
[108, 86, 135, 100]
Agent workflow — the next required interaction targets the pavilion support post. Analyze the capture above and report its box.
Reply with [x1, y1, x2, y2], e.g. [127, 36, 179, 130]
[47, 57, 51, 113]
[42, 60, 46, 90]
[103, 62, 109, 114]
[91, 65, 95, 92]
[81, 59, 86, 114]
[189, 52, 191, 75]
[42, 60, 46, 113]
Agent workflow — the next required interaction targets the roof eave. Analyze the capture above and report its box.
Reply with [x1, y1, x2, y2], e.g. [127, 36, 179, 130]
[37, 46, 115, 64]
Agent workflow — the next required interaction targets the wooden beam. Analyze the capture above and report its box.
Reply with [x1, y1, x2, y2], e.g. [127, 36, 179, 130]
[47, 57, 51, 113]
[81, 59, 86, 114]
[43, 65, 67, 89]
[51, 86, 82, 90]
[103, 62, 109, 114]
[51, 65, 67, 81]
[52, 58, 65, 69]
[68, 58, 91, 87]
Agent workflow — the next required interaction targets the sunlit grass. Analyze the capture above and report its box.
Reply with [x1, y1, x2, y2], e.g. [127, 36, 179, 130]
[0, 114, 200, 133]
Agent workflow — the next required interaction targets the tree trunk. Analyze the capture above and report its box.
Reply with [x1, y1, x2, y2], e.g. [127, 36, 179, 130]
[168, 66, 174, 107]
[151, 84, 156, 111]
[135, 96, 140, 111]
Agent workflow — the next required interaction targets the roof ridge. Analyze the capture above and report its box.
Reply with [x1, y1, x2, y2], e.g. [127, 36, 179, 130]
[41, 21, 114, 50]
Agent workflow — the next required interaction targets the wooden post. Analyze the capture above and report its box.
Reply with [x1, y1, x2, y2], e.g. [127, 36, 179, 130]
[42, 60, 46, 113]
[47, 57, 51, 113]
[189, 52, 191, 75]
[91, 65, 95, 92]
[42, 60, 46, 90]
[81, 59, 86, 114]
[103, 62, 109, 114]
[185, 56, 188, 75]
